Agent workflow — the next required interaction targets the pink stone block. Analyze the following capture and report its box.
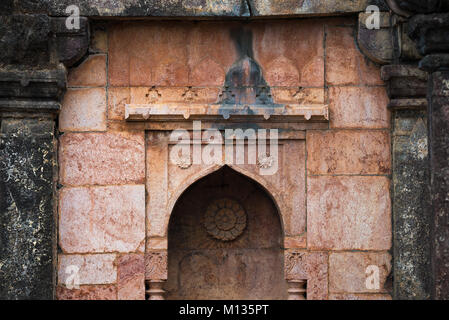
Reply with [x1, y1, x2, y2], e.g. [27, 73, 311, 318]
[307, 176, 392, 250]
[57, 285, 117, 300]
[329, 293, 392, 300]
[60, 88, 106, 132]
[59, 131, 145, 186]
[306, 252, 329, 300]
[307, 130, 391, 175]
[58, 254, 117, 285]
[59, 185, 145, 253]
[108, 87, 130, 121]
[284, 250, 328, 300]
[329, 252, 392, 293]
[329, 87, 390, 129]
[117, 254, 145, 300]
[68, 54, 107, 87]
[326, 26, 383, 86]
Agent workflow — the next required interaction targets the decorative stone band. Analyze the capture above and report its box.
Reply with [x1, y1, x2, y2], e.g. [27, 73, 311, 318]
[145, 252, 168, 300]
[381, 64, 429, 110]
[125, 103, 329, 122]
[287, 280, 307, 300]
[284, 250, 308, 300]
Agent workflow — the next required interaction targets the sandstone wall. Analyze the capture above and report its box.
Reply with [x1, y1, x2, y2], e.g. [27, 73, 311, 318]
[56, 18, 392, 300]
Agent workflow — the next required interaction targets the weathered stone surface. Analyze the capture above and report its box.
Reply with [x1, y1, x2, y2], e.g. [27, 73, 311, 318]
[429, 71, 449, 299]
[108, 87, 130, 120]
[307, 130, 391, 175]
[0, 67, 66, 103]
[58, 254, 117, 285]
[357, 12, 396, 64]
[67, 55, 107, 87]
[0, 118, 56, 299]
[59, 185, 145, 253]
[408, 13, 449, 56]
[59, 88, 107, 132]
[90, 24, 108, 54]
[272, 88, 325, 104]
[117, 254, 145, 300]
[0, 15, 51, 66]
[392, 109, 432, 300]
[51, 17, 89, 67]
[326, 25, 383, 86]
[250, 0, 384, 16]
[108, 20, 324, 88]
[329, 252, 392, 293]
[47, 0, 250, 17]
[284, 251, 328, 299]
[12, 0, 382, 17]
[253, 20, 324, 88]
[329, 87, 390, 128]
[420, 53, 449, 72]
[56, 285, 117, 300]
[381, 64, 428, 100]
[59, 131, 145, 186]
[307, 176, 392, 250]
[284, 235, 307, 249]
[129, 87, 220, 105]
[387, 0, 449, 14]
[329, 293, 392, 300]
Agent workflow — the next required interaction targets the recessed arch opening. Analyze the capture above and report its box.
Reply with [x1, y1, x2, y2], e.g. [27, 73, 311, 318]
[165, 165, 287, 300]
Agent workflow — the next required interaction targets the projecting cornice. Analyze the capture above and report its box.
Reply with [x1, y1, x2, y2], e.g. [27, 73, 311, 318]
[4, 0, 387, 18]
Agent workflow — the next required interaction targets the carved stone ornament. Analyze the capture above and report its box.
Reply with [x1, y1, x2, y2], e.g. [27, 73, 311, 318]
[284, 251, 307, 280]
[145, 252, 167, 280]
[175, 155, 192, 169]
[203, 198, 247, 241]
[257, 155, 274, 169]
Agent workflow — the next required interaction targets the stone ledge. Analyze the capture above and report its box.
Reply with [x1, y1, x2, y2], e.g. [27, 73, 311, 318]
[125, 103, 329, 122]
[0, 67, 66, 103]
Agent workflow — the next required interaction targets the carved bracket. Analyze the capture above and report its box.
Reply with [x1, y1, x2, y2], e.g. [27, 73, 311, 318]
[51, 17, 90, 67]
[357, 11, 421, 64]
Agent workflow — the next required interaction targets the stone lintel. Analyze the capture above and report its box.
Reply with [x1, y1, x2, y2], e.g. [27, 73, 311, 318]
[11, 0, 387, 18]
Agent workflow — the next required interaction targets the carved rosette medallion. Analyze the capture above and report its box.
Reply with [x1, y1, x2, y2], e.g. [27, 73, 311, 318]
[203, 198, 246, 241]
[175, 155, 192, 169]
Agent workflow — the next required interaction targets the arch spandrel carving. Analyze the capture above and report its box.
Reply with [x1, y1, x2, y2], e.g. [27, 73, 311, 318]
[146, 133, 306, 242]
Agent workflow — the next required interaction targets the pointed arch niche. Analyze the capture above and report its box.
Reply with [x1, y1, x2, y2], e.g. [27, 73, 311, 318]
[143, 128, 312, 300]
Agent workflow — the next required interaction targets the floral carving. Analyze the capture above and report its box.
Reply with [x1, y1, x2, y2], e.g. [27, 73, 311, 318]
[285, 250, 307, 280]
[145, 251, 167, 280]
[145, 86, 161, 103]
[203, 198, 246, 241]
